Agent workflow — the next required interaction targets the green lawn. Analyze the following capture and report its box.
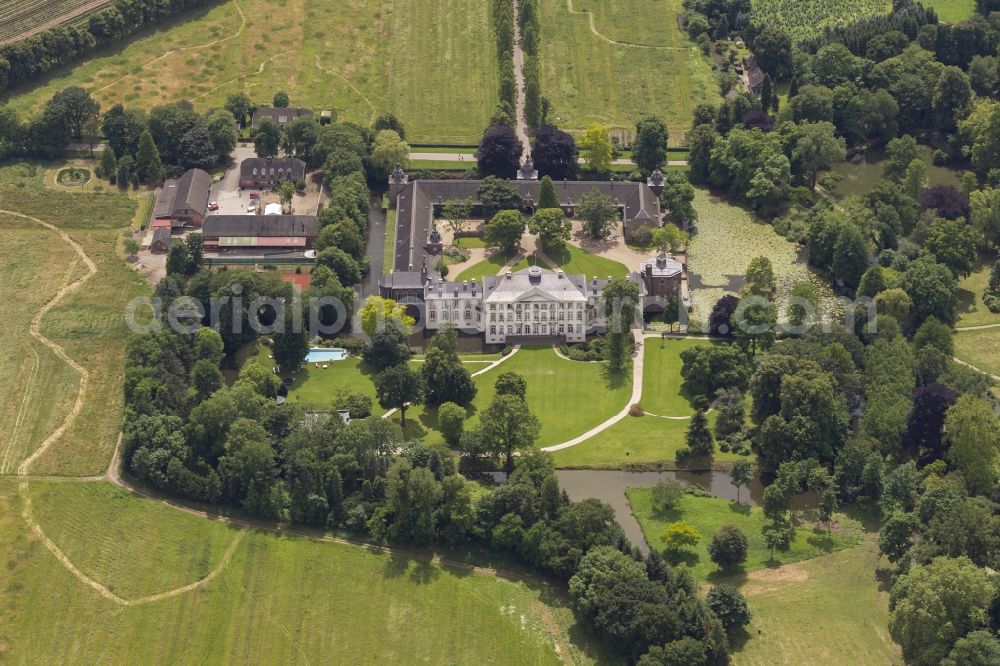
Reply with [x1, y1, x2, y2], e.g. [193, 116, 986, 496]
[956, 252, 1000, 328]
[409, 160, 470, 171]
[729, 537, 901, 665]
[513, 244, 629, 280]
[954, 329, 1000, 377]
[453, 235, 487, 249]
[7, 0, 497, 144]
[395, 347, 632, 448]
[2, 480, 579, 664]
[641, 337, 710, 416]
[627, 488, 862, 580]
[0, 163, 147, 476]
[922, 0, 976, 22]
[408, 146, 477, 154]
[255, 346, 381, 412]
[455, 248, 519, 282]
[540, 0, 719, 135]
[383, 208, 396, 275]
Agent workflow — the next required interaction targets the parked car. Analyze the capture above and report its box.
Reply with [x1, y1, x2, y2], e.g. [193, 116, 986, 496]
[208, 201, 219, 211]
[249, 191, 260, 200]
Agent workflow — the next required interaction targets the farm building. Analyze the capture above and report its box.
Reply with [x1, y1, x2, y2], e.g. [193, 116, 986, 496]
[239, 158, 306, 190]
[743, 54, 765, 95]
[251, 107, 313, 128]
[150, 168, 212, 229]
[149, 227, 173, 254]
[202, 215, 320, 254]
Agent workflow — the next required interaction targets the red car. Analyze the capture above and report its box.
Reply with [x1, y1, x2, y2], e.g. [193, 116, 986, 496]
[207, 201, 219, 211]
[249, 191, 260, 200]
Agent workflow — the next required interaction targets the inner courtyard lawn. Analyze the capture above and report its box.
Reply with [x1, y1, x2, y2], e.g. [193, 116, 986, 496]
[455, 249, 519, 283]
[514, 244, 630, 279]
[6, 0, 497, 144]
[627, 487, 862, 580]
[2, 480, 579, 664]
[540, 0, 719, 137]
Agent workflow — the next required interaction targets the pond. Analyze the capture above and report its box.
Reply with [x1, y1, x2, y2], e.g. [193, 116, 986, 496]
[829, 146, 963, 199]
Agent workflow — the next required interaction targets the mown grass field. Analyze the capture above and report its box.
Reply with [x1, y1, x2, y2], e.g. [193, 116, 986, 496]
[540, 0, 719, 138]
[955, 328, 1000, 377]
[729, 537, 901, 665]
[922, 0, 976, 23]
[627, 488, 861, 580]
[956, 252, 1000, 328]
[399, 347, 633, 448]
[1, 479, 583, 664]
[640, 337, 709, 416]
[0, 162, 146, 476]
[0, 0, 105, 43]
[6, 0, 497, 144]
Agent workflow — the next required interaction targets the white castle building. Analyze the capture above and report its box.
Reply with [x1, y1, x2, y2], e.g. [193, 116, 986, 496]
[423, 266, 610, 344]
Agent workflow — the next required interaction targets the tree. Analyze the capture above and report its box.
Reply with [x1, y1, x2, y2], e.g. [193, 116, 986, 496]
[225, 92, 252, 126]
[687, 124, 718, 184]
[165, 242, 190, 276]
[102, 104, 147, 158]
[363, 324, 412, 371]
[375, 364, 422, 427]
[914, 316, 954, 356]
[762, 516, 794, 559]
[744, 256, 776, 298]
[177, 126, 217, 170]
[708, 525, 748, 570]
[205, 109, 238, 160]
[252, 117, 281, 158]
[135, 130, 164, 185]
[660, 520, 701, 553]
[185, 233, 204, 271]
[633, 116, 669, 174]
[714, 387, 745, 439]
[709, 294, 739, 336]
[925, 217, 977, 278]
[494, 372, 527, 399]
[578, 123, 613, 174]
[921, 185, 970, 220]
[271, 308, 309, 372]
[832, 223, 869, 291]
[278, 179, 295, 213]
[706, 584, 751, 633]
[360, 296, 414, 338]
[51, 86, 99, 140]
[651, 479, 684, 512]
[902, 158, 927, 200]
[116, 154, 136, 187]
[941, 631, 1000, 666]
[476, 394, 540, 473]
[478, 176, 522, 219]
[421, 325, 476, 406]
[476, 123, 523, 179]
[316, 247, 361, 286]
[537, 175, 559, 209]
[602, 278, 640, 372]
[438, 402, 466, 448]
[889, 556, 998, 666]
[883, 135, 921, 182]
[945, 395, 1000, 494]
[373, 113, 406, 139]
[730, 459, 753, 505]
[577, 188, 618, 239]
[483, 209, 524, 252]
[650, 225, 688, 254]
[932, 66, 973, 132]
[442, 198, 473, 237]
[970, 187, 1000, 248]
[659, 171, 698, 228]
[732, 298, 777, 355]
[902, 255, 958, 326]
[272, 90, 289, 107]
[754, 27, 792, 79]
[528, 208, 570, 251]
[903, 383, 957, 464]
[98, 147, 117, 183]
[685, 409, 714, 455]
[370, 129, 409, 175]
[532, 125, 578, 180]
[790, 121, 845, 189]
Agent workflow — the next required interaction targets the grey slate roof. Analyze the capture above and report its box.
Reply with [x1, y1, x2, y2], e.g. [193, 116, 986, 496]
[251, 108, 313, 128]
[203, 215, 320, 238]
[239, 157, 306, 181]
[173, 168, 212, 213]
[153, 178, 178, 218]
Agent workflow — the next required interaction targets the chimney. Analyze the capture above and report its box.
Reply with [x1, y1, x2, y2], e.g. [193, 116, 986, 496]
[463, 281, 468, 291]
[645, 263, 653, 279]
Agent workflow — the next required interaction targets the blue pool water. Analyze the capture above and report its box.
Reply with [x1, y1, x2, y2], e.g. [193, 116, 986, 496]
[305, 348, 348, 363]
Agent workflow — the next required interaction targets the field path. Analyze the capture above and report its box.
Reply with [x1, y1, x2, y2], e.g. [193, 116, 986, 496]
[513, 0, 531, 160]
[312, 56, 378, 124]
[564, 0, 685, 50]
[955, 322, 1000, 331]
[95, 1, 248, 96]
[0, 0, 113, 46]
[191, 51, 293, 102]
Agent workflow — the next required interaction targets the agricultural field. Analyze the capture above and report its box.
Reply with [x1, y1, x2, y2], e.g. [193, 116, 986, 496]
[955, 252, 1000, 328]
[5, 0, 498, 144]
[1, 479, 585, 663]
[0, 162, 145, 477]
[749, 0, 891, 41]
[626, 487, 862, 580]
[686, 189, 835, 329]
[0, 0, 107, 44]
[539, 0, 719, 139]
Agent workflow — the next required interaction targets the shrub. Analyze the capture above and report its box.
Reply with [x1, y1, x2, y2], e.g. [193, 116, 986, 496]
[629, 403, 645, 416]
[675, 447, 691, 466]
[706, 584, 751, 633]
[651, 479, 684, 512]
[708, 524, 748, 569]
[438, 402, 466, 448]
[335, 392, 373, 419]
[660, 520, 701, 553]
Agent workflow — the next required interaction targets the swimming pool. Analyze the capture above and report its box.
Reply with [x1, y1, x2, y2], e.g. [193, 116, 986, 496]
[305, 348, 348, 363]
